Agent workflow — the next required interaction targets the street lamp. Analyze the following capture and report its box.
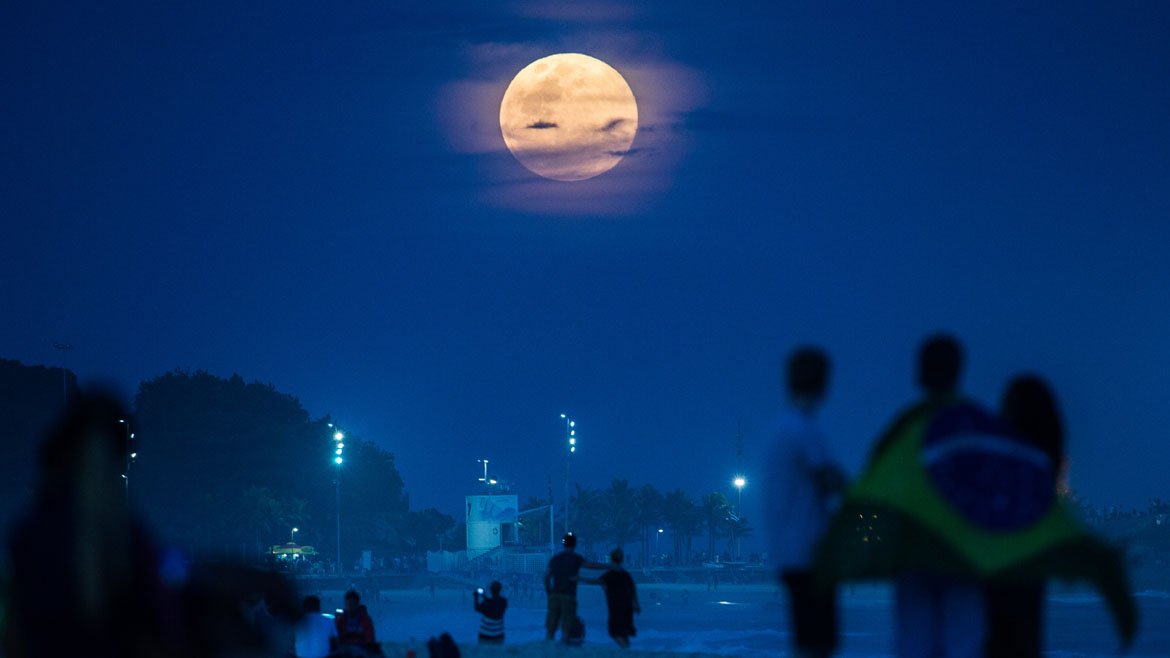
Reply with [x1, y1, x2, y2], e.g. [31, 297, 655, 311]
[732, 476, 746, 560]
[560, 414, 576, 534]
[330, 424, 345, 574]
[656, 528, 663, 555]
[733, 476, 746, 513]
[291, 527, 299, 543]
[118, 420, 136, 502]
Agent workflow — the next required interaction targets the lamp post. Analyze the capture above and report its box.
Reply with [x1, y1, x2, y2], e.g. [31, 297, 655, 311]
[733, 476, 745, 514]
[291, 527, 299, 543]
[119, 419, 136, 502]
[477, 459, 490, 494]
[560, 414, 576, 534]
[330, 423, 344, 574]
[732, 476, 746, 560]
[656, 527, 663, 560]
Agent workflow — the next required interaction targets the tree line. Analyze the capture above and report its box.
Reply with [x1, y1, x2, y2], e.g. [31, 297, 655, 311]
[517, 479, 753, 566]
[1, 359, 755, 570]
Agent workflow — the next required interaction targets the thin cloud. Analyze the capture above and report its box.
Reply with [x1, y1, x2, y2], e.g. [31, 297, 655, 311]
[598, 118, 627, 132]
[607, 148, 642, 156]
[527, 121, 558, 129]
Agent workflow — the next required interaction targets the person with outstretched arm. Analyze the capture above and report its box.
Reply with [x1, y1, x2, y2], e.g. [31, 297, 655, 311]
[543, 533, 606, 642]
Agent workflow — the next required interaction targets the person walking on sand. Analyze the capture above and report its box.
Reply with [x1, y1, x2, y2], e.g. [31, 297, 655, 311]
[765, 346, 846, 658]
[543, 533, 605, 642]
[583, 548, 640, 648]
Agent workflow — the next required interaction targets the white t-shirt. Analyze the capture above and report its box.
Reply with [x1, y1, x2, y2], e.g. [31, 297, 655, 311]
[294, 613, 338, 658]
[765, 408, 840, 571]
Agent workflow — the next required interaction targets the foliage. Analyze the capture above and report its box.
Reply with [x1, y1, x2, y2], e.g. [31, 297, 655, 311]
[663, 489, 702, 562]
[568, 484, 606, 551]
[634, 484, 664, 564]
[0, 359, 81, 527]
[133, 369, 409, 563]
[601, 479, 639, 552]
[701, 492, 731, 558]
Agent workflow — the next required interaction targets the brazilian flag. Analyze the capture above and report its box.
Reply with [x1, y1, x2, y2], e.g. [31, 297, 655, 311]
[813, 397, 1136, 644]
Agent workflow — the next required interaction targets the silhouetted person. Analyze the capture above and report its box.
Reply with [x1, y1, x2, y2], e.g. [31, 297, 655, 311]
[294, 595, 338, 658]
[766, 346, 844, 658]
[584, 548, 640, 648]
[473, 581, 507, 645]
[889, 333, 985, 658]
[4, 393, 177, 658]
[983, 375, 1064, 657]
[543, 533, 605, 642]
[335, 590, 379, 656]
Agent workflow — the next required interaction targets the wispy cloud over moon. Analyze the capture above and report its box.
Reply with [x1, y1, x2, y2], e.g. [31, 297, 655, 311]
[433, 2, 706, 215]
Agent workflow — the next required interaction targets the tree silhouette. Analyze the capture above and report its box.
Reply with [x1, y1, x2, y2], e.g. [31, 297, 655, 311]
[663, 489, 701, 564]
[701, 492, 731, 559]
[602, 478, 639, 554]
[634, 484, 664, 564]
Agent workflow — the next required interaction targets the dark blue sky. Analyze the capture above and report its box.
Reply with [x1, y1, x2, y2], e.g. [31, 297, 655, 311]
[3, 3, 1168, 529]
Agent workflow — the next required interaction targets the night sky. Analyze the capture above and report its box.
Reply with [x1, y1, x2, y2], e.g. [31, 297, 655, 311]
[3, 2, 1168, 534]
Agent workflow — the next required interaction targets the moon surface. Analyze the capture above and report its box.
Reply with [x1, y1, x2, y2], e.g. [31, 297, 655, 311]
[499, 53, 638, 182]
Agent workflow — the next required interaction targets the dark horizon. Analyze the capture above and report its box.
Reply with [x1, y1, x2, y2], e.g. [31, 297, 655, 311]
[3, 2, 1169, 529]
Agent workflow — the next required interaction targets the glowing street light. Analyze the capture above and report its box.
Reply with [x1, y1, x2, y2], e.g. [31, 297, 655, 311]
[560, 414, 576, 533]
[330, 423, 346, 574]
[733, 476, 746, 513]
[291, 527, 299, 543]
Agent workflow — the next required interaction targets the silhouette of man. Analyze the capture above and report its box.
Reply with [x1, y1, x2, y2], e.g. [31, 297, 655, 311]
[766, 346, 845, 658]
[888, 334, 985, 658]
[543, 533, 604, 642]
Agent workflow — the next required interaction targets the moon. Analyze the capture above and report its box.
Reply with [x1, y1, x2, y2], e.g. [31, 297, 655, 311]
[499, 53, 638, 182]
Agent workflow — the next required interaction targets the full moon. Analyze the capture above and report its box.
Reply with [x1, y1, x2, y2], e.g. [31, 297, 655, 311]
[499, 53, 638, 182]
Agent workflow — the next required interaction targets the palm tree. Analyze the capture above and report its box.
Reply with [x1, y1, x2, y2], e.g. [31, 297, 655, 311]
[701, 492, 731, 560]
[603, 479, 639, 555]
[725, 515, 754, 559]
[570, 484, 605, 552]
[663, 489, 701, 564]
[635, 484, 664, 564]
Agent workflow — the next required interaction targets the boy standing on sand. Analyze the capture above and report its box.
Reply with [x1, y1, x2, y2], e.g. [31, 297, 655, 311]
[583, 548, 640, 648]
[766, 346, 845, 658]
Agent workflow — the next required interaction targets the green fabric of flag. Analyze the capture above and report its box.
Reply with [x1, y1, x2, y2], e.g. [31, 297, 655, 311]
[813, 399, 1136, 644]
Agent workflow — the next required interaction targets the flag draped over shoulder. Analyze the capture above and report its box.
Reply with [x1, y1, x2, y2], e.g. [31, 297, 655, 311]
[813, 398, 1137, 644]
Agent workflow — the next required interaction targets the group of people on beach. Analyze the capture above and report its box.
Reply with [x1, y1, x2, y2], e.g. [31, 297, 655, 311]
[541, 533, 640, 648]
[769, 333, 1132, 658]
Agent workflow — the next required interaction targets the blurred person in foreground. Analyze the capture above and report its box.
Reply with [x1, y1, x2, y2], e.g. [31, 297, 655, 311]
[982, 375, 1065, 657]
[335, 589, 380, 656]
[888, 335, 987, 658]
[813, 337, 1136, 654]
[765, 346, 845, 658]
[4, 393, 177, 658]
[543, 532, 605, 643]
[473, 581, 507, 645]
[294, 595, 337, 658]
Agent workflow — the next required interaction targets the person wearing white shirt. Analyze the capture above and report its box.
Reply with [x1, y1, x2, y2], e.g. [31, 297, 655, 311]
[766, 346, 845, 658]
[294, 595, 338, 658]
